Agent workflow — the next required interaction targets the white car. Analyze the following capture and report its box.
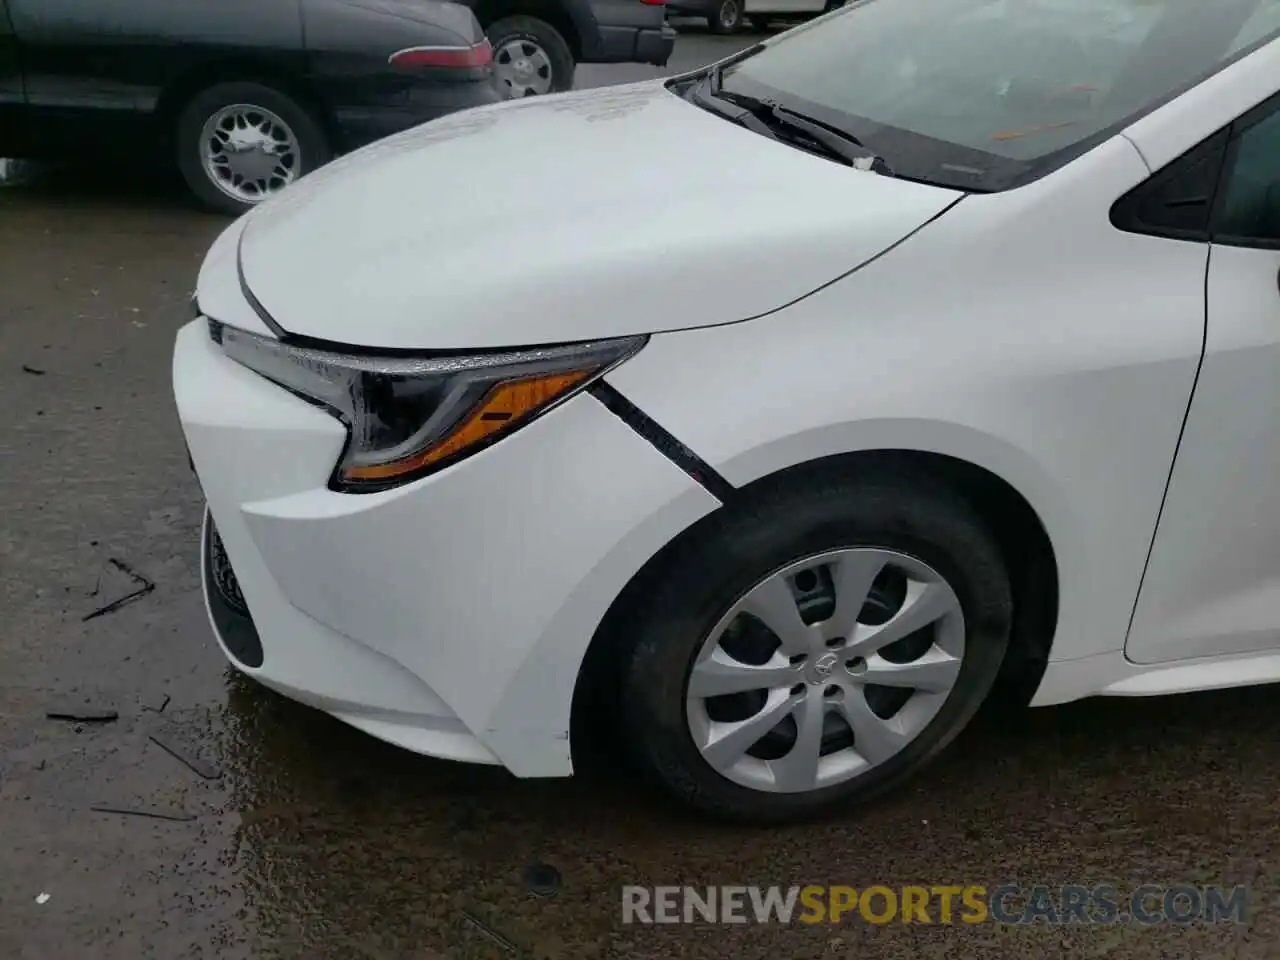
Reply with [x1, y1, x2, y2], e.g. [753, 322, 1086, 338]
[174, 0, 1280, 823]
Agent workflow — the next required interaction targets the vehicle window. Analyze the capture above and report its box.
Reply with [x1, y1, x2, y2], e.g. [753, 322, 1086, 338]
[1215, 108, 1280, 245]
[720, 0, 1280, 191]
[1111, 132, 1229, 242]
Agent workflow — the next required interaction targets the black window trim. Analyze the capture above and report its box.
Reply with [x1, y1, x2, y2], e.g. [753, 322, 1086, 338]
[1111, 87, 1280, 250]
[1110, 130, 1230, 243]
[1209, 88, 1280, 252]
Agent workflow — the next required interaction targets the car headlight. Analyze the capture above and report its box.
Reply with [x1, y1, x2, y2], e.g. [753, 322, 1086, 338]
[210, 320, 646, 492]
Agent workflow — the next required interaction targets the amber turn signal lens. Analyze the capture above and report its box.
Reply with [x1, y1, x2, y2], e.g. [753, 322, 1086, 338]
[341, 369, 592, 482]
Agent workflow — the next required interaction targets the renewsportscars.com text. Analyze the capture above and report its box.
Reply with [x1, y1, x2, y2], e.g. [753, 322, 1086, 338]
[621, 884, 1248, 926]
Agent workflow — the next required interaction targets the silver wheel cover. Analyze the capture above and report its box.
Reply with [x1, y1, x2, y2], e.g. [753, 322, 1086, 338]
[200, 103, 300, 205]
[493, 38, 555, 98]
[685, 548, 966, 794]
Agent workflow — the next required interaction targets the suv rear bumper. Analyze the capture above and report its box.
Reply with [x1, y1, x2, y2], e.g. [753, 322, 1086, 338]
[594, 22, 676, 65]
[580, 0, 676, 65]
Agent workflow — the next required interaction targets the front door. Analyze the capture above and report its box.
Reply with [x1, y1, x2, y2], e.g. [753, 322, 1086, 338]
[5, 0, 146, 152]
[1126, 91, 1280, 664]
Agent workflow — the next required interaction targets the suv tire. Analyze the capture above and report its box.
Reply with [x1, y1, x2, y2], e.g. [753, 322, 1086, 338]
[487, 15, 576, 97]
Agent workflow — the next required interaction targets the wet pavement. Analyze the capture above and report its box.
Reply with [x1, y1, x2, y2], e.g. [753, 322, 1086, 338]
[3, 28, 1280, 960]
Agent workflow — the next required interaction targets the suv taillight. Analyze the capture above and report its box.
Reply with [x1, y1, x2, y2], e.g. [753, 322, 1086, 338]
[389, 40, 493, 70]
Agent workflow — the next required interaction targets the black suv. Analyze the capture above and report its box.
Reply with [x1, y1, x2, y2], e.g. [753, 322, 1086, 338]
[468, 0, 676, 97]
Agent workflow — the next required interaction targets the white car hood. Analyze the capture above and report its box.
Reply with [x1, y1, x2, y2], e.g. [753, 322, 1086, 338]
[238, 82, 960, 349]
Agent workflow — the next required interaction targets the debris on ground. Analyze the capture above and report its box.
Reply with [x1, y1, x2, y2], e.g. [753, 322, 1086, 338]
[46, 707, 118, 723]
[141, 693, 171, 714]
[148, 732, 221, 780]
[21, 364, 46, 376]
[89, 804, 195, 823]
[35, 893, 50, 905]
[459, 912, 523, 956]
[82, 557, 155, 621]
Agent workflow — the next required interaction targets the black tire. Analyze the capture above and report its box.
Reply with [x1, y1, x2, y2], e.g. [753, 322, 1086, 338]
[175, 81, 331, 217]
[487, 15, 575, 98]
[619, 468, 1013, 824]
[708, 0, 744, 33]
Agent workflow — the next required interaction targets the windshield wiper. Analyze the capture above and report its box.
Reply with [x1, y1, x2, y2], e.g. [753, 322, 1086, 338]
[718, 86, 894, 175]
[683, 55, 894, 174]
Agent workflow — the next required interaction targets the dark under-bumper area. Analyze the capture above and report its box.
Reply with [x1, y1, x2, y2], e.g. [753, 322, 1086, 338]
[331, 78, 503, 151]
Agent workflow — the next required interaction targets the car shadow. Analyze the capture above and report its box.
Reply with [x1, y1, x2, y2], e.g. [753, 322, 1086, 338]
[0, 156, 211, 216]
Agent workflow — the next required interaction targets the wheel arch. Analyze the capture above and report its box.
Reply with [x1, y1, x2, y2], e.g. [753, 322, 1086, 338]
[154, 58, 336, 147]
[569, 448, 1060, 769]
[474, 0, 584, 60]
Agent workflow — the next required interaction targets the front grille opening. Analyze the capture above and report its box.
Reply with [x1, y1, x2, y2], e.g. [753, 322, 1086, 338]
[202, 511, 264, 668]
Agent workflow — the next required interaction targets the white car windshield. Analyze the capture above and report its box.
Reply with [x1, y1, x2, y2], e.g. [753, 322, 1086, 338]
[719, 0, 1280, 190]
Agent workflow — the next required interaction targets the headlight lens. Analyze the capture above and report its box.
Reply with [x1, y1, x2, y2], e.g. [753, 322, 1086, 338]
[211, 320, 646, 492]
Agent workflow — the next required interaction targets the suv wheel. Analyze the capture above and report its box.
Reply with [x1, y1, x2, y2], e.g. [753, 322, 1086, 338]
[175, 81, 331, 216]
[709, 0, 744, 33]
[488, 15, 575, 98]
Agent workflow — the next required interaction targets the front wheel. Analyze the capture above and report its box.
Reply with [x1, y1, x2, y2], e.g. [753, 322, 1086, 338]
[708, 0, 745, 33]
[487, 16, 575, 98]
[619, 469, 1013, 823]
[175, 81, 331, 216]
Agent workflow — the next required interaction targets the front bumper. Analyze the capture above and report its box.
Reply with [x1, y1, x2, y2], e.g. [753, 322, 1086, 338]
[174, 319, 718, 776]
